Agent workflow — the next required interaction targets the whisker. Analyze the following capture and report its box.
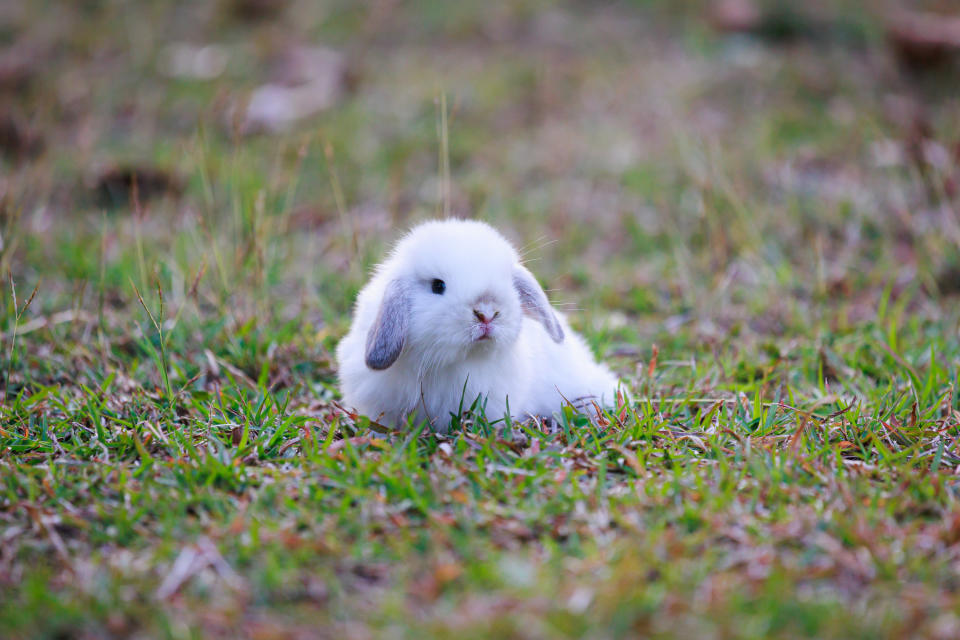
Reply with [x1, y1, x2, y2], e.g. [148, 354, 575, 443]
[518, 237, 559, 261]
[517, 235, 551, 257]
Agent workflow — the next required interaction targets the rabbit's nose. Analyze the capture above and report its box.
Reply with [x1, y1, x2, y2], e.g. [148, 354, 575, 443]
[472, 301, 500, 324]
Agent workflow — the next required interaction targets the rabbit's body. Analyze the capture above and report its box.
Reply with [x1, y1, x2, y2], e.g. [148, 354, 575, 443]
[336, 220, 619, 430]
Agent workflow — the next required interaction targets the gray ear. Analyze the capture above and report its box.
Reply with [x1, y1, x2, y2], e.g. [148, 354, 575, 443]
[513, 265, 564, 343]
[365, 279, 409, 370]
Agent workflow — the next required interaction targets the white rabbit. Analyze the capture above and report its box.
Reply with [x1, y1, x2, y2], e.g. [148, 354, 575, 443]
[336, 219, 621, 430]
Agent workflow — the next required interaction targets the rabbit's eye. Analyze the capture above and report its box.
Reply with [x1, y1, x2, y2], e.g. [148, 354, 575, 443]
[431, 279, 446, 295]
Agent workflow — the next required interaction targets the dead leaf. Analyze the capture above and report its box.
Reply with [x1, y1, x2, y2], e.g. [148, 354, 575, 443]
[708, 0, 761, 34]
[241, 46, 347, 134]
[93, 165, 183, 207]
[159, 43, 228, 80]
[0, 42, 43, 91]
[887, 9, 960, 70]
[611, 444, 644, 475]
[156, 537, 243, 600]
[229, 0, 289, 21]
[327, 436, 386, 453]
[0, 109, 43, 159]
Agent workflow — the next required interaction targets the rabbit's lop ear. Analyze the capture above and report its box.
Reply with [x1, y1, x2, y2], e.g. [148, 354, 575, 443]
[513, 265, 564, 343]
[365, 279, 409, 370]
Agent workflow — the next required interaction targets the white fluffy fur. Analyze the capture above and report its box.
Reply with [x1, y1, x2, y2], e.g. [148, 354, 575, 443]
[336, 219, 620, 430]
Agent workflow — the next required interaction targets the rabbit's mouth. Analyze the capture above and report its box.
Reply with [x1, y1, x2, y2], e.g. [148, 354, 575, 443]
[471, 323, 495, 342]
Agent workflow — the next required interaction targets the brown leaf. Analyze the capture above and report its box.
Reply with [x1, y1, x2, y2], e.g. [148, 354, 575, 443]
[941, 511, 960, 546]
[327, 436, 386, 453]
[93, 165, 183, 207]
[647, 344, 659, 379]
[887, 9, 960, 70]
[229, 0, 289, 21]
[434, 562, 462, 585]
[430, 512, 457, 526]
[610, 444, 644, 475]
[708, 0, 761, 34]
[935, 264, 960, 296]
[787, 415, 808, 453]
[0, 43, 43, 91]
[0, 110, 43, 159]
[387, 512, 410, 528]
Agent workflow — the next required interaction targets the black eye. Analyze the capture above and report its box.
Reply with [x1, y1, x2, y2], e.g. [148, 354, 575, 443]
[431, 278, 446, 295]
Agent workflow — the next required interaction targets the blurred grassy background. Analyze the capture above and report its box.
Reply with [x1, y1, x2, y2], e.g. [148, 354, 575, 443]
[2, 0, 960, 638]
[2, 0, 956, 350]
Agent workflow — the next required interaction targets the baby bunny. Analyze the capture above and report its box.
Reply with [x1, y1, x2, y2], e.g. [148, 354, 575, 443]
[336, 219, 621, 430]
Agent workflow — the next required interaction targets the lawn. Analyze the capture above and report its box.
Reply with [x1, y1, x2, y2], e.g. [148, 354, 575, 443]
[2, 1, 960, 638]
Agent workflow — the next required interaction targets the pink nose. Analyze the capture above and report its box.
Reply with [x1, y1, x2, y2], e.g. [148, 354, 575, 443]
[473, 304, 499, 324]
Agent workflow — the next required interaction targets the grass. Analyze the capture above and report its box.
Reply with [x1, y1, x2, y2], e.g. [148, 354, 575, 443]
[2, 0, 960, 638]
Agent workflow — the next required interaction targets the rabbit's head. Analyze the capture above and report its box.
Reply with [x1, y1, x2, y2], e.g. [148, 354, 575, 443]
[364, 219, 564, 371]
